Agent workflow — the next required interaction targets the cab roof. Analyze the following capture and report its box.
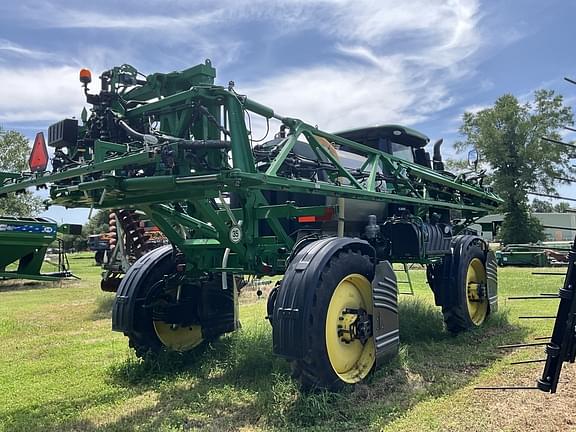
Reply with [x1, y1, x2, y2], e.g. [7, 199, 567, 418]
[334, 125, 430, 148]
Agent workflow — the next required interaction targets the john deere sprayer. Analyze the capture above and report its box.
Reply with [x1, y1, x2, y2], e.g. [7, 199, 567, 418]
[0, 60, 503, 390]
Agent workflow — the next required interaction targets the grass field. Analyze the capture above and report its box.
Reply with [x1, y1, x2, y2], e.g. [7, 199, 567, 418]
[0, 254, 574, 432]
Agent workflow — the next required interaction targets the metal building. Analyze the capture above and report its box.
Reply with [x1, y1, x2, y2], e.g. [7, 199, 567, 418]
[474, 213, 576, 241]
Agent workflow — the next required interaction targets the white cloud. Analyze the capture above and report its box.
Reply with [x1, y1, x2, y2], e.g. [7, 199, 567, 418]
[0, 39, 53, 60]
[240, 0, 483, 131]
[322, 0, 479, 52]
[1, 0, 502, 132]
[463, 103, 492, 115]
[0, 67, 85, 123]
[43, 9, 221, 30]
[242, 61, 449, 132]
[33, 0, 480, 54]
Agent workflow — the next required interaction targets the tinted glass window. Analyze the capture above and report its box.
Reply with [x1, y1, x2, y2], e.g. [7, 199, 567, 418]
[390, 142, 414, 162]
[337, 150, 367, 169]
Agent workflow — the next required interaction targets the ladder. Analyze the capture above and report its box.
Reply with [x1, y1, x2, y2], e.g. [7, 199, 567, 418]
[395, 263, 414, 295]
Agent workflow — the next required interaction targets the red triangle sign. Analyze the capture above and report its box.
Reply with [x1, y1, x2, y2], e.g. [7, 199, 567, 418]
[29, 132, 49, 173]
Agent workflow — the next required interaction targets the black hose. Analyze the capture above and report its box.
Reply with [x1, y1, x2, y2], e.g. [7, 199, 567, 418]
[118, 120, 152, 141]
[180, 140, 230, 149]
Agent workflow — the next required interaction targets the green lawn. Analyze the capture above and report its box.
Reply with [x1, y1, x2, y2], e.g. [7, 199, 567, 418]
[0, 255, 570, 432]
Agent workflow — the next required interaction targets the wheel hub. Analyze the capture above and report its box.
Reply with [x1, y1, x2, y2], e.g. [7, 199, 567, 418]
[465, 257, 489, 326]
[325, 273, 376, 384]
[467, 281, 487, 302]
[338, 308, 372, 345]
[153, 321, 204, 351]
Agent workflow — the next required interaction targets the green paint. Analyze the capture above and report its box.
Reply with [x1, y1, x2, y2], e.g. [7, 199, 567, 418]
[0, 61, 502, 277]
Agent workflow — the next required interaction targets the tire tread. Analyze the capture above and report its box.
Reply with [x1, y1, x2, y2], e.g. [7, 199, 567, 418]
[290, 249, 373, 391]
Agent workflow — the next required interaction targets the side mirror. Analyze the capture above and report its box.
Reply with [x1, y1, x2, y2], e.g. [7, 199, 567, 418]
[468, 149, 479, 170]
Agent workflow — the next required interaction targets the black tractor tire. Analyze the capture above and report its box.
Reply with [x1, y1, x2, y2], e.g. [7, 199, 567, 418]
[442, 241, 489, 333]
[95, 250, 105, 265]
[291, 249, 375, 391]
[120, 246, 176, 358]
[117, 246, 235, 358]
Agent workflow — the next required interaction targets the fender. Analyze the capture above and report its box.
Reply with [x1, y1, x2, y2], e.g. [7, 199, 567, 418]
[272, 237, 375, 360]
[372, 260, 400, 367]
[430, 235, 496, 309]
[112, 245, 173, 333]
[486, 250, 498, 313]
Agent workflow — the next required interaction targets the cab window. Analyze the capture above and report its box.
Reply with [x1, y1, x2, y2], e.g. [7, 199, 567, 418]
[390, 142, 414, 162]
[337, 149, 367, 170]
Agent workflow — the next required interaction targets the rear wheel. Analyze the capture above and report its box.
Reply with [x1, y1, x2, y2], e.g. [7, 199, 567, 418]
[291, 249, 376, 390]
[122, 250, 205, 357]
[442, 242, 489, 333]
[116, 247, 234, 358]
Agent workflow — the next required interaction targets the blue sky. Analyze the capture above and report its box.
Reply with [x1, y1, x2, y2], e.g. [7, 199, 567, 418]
[0, 0, 575, 224]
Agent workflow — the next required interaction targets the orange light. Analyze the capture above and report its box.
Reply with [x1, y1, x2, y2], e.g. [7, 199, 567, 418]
[79, 68, 92, 84]
[29, 132, 49, 173]
[297, 208, 335, 223]
[297, 216, 317, 223]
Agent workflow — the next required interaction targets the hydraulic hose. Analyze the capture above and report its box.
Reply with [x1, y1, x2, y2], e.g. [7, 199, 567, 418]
[222, 248, 231, 290]
[118, 120, 158, 146]
[179, 140, 230, 149]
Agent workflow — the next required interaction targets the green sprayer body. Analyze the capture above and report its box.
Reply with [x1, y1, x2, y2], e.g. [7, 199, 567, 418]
[0, 61, 504, 389]
[0, 61, 501, 278]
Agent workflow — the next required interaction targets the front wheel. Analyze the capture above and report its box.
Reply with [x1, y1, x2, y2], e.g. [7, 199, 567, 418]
[118, 247, 204, 357]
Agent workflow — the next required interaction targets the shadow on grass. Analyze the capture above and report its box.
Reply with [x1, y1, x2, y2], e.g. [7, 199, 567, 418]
[0, 390, 128, 432]
[90, 293, 116, 320]
[0, 279, 65, 292]
[3, 298, 527, 432]
[104, 299, 525, 431]
[69, 255, 100, 260]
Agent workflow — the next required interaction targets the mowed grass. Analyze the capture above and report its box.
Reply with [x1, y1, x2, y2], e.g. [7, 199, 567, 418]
[0, 255, 567, 432]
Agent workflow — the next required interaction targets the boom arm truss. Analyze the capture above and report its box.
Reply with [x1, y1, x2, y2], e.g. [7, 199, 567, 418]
[0, 60, 502, 276]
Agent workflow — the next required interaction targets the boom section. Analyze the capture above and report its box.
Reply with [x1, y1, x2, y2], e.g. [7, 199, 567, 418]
[0, 61, 502, 275]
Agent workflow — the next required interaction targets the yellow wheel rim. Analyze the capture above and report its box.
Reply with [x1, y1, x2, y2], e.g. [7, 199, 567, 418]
[153, 321, 203, 352]
[325, 274, 375, 384]
[465, 258, 489, 326]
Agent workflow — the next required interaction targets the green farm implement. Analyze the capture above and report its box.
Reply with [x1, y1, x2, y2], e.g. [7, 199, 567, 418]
[495, 242, 570, 267]
[0, 60, 505, 389]
[0, 216, 80, 281]
[496, 244, 551, 267]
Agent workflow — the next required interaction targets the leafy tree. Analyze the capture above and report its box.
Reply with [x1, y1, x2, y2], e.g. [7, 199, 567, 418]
[456, 90, 574, 244]
[0, 127, 43, 216]
[531, 198, 554, 213]
[60, 233, 87, 252]
[531, 199, 571, 213]
[59, 210, 110, 252]
[554, 202, 571, 213]
[84, 210, 110, 235]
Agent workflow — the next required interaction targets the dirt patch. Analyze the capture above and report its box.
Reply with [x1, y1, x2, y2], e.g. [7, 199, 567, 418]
[471, 363, 576, 432]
